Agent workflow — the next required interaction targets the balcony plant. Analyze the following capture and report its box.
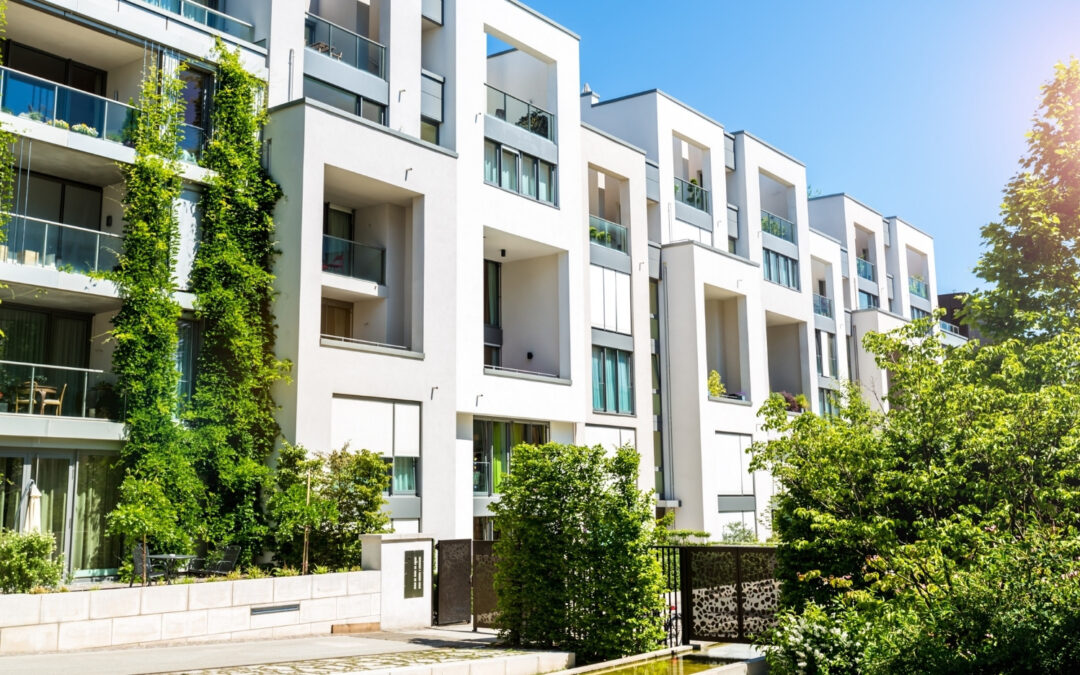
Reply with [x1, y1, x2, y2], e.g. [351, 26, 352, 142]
[48, 119, 69, 130]
[776, 390, 808, 413]
[589, 224, 611, 244]
[708, 369, 726, 398]
[18, 111, 46, 123]
[71, 123, 99, 137]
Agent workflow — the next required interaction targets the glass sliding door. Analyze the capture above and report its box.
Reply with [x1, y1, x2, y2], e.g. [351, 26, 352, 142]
[33, 456, 72, 563]
[71, 454, 122, 578]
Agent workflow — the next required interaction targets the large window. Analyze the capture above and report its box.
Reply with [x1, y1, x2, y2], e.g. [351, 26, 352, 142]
[473, 420, 548, 495]
[592, 346, 634, 414]
[303, 76, 386, 125]
[911, 307, 931, 321]
[483, 139, 557, 205]
[330, 397, 421, 496]
[762, 248, 800, 290]
[815, 329, 839, 379]
[175, 319, 200, 411]
[858, 290, 880, 310]
[589, 265, 632, 334]
[818, 388, 840, 417]
[483, 260, 501, 367]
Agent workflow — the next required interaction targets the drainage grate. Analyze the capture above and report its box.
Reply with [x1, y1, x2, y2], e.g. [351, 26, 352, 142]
[250, 603, 300, 616]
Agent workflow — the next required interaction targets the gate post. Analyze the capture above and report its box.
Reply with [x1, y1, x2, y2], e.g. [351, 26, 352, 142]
[678, 546, 692, 645]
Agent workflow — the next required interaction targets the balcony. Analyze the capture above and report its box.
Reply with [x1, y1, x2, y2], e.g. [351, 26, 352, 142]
[0, 360, 121, 420]
[589, 215, 628, 254]
[0, 66, 204, 163]
[139, 0, 254, 42]
[674, 176, 710, 213]
[909, 276, 929, 299]
[0, 214, 120, 275]
[761, 210, 796, 243]
[305, 13, 386, 80]
[485, 84, 554, 142]
[322, 234, 385, 285]
[812, 294, 834, 318]
[940, 320, 963, 336]
[856, 257, 875, 281]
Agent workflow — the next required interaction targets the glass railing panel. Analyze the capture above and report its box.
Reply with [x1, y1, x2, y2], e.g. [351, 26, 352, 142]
[322, 234, 385, 284]
[3, 70, 57, 123]
[813, 294, 833, 318]
[305, 13, 385, 79]
[484, 84, 554, 141]
[588, 215, 628, 254]
[0, 214, 122, 275]
[103, 100, 136, 146]
[940, 320, 963, 336]
[909, 276, 929, 299]
[0, 361, 120, 420]
[55, 87, 105, 136]
[673, 176, 710, 213]
[761, 210, 796, 243]
[856, 257, 875, 281]
[179, 123, 204, 163]
[142, 0, 254, 41]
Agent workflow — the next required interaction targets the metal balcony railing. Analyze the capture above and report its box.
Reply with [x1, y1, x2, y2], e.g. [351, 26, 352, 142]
[322, 234, 385, 284]
[305, 13, 386, 80]
[760, 210, 796, 243]
[856, 257, 875, 281]
[588, 215, 628, 254]
[674, 176, 710, 213]
[812, 293, 834, 318]
[0, 360, 121, 420]
[909, 276, 929, 299]
[0, 66, 204, 163]
[485, 84, 555, 141]
[139, 0, 255, 42]
[0, 213, 121, 275]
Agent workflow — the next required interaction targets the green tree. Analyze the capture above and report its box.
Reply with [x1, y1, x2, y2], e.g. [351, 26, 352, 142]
[752, 318, 1080, 672]
[105, 477, 177, 584]
[111, 61, 203, 552]
[267, 444, 389, 570]
[967, 59, 1080, 341]
[491, 442, 665, 664]
[189, 41, 287, 564]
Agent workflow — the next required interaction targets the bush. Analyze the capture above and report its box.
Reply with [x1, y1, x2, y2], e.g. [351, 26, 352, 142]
[492, 442, 665, 664]
[267, 443, 390, 570]
[0, 529, 64, 593]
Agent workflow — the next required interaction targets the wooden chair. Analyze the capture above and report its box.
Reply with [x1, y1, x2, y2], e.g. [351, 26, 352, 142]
[13, 382, 37, 413]
[39, 383, 66, 416]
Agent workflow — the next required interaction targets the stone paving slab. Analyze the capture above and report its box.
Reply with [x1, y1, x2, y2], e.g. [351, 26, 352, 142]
[179, 646, 528, 674]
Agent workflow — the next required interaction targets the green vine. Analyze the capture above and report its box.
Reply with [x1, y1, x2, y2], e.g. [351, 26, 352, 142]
[0, 0, 16, 235]
[188, 41, 287, 563]
[110, 59, 204, 552]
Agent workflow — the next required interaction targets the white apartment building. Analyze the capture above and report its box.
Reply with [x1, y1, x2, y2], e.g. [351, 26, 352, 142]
[0, 0, 964, 578]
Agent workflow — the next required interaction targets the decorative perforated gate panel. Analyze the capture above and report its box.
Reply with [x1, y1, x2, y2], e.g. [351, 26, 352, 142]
[472, 540, 498, 629]
[434, 539, 472, 625]
[679, 546, 780, 643]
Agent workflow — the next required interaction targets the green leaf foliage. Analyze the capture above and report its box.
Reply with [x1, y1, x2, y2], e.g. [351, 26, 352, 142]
[0, 529, 64, 593]
[752, 317, 1080, 672]
[187, 42, 287, 564]
[111, 60, 203, 552]
[491, 442, 665, 664]
[267, 443, 390, 570]
[967, 59, 1080, 341]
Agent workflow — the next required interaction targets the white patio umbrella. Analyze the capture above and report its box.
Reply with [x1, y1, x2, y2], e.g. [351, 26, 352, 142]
[22, 481, 41, 533]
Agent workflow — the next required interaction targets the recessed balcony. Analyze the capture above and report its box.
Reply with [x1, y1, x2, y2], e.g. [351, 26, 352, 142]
[909, 276, 929, 299]
[485, 84, 554, 142]
[322, 234, 386, 285]
[0, 360, 121, 420]
[856, 257, 875, 282]
[761, 210, 796, 243]
[588, 215, 628, 254]
[305, 12, 386, 80]
[138, 0, 254, 42]
[674, 176, 710, 213]
[0, 214, 121, 276]
[812, 293, 834, 318]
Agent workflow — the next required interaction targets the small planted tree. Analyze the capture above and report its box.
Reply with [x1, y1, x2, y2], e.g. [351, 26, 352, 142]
[492, 442, 664, 664]
[105, 477, 177, 585]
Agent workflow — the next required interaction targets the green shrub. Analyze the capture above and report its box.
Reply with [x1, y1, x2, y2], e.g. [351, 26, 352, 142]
[492, 442, 665, 664]
[707, 369, 725, 397]
[0, 529, 64, 593]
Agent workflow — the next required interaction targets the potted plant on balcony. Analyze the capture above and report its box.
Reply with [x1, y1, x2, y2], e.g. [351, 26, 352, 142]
[71, 123, 100, 138]
[48, 119, 69, 130]
[589, 224, 612, 245]
[776, 390, 808, 413]
[18, 111, 46, 123]
[707, 369, 726, 398]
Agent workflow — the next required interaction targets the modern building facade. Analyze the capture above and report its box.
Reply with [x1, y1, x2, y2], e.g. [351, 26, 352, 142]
[0, 0, 964, 577]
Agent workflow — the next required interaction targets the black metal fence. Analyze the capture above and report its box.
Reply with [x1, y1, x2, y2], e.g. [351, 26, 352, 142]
[651, 546, 683, 647]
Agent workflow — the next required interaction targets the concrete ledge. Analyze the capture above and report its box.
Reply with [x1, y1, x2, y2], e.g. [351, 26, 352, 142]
[555, 645, 692, 675]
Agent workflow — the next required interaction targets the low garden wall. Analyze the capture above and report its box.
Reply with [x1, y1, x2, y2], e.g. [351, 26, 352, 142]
[0, 570, 381, 654]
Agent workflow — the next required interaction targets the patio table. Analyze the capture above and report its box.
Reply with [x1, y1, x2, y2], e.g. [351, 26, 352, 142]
[148, 553, 196, 584]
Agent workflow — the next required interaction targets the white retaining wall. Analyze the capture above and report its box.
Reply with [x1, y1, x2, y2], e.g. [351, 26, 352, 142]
[0, 571, 380, 655]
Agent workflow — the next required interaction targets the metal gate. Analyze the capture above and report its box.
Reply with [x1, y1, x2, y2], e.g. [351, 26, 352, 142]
[434, 539, 472, 625]
[472, 540, 498, 629]
[652, 546, 682, 647]
[678, 546, 780, 643]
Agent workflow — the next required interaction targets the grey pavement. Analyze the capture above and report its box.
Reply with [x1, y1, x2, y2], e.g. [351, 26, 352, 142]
[0, 626, 502, 675]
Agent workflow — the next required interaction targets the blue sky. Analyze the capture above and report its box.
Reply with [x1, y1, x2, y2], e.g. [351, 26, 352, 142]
[523, 0, 1080, 292]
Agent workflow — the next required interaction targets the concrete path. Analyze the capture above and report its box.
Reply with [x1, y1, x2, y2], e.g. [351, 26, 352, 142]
[0, 626, 504, 675]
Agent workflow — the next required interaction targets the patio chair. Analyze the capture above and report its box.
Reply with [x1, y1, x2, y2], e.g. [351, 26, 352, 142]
[130, 543, 166, 587]
[39, 383, 67, 416]
[190, 545, 241, 576]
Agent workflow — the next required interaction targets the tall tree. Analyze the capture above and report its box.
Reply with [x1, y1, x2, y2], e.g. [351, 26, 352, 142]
[189, 42, 286, 563]
[111, 60, 203, 551]
[968, 59, 1080, 341]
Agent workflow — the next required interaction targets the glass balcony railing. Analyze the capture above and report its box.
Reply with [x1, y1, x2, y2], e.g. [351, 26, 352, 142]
[909, 276, 929, 299]
[813, 293, 834, 318]
[0, 360, 122, 420]
[674, 176, 710, 213]
[761, 210, 796, 243]
[485, 84, 555, 142]
[322, 234, 385, 284]
[140, 0, 255, 42]
[589, 215, 628, 254]
[305, 13, 386, 80]
[0, 66, 204, 163]
[856, 257, 875, 281]
[0, 213, 121, 275]
[940, 320, 963, 336]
